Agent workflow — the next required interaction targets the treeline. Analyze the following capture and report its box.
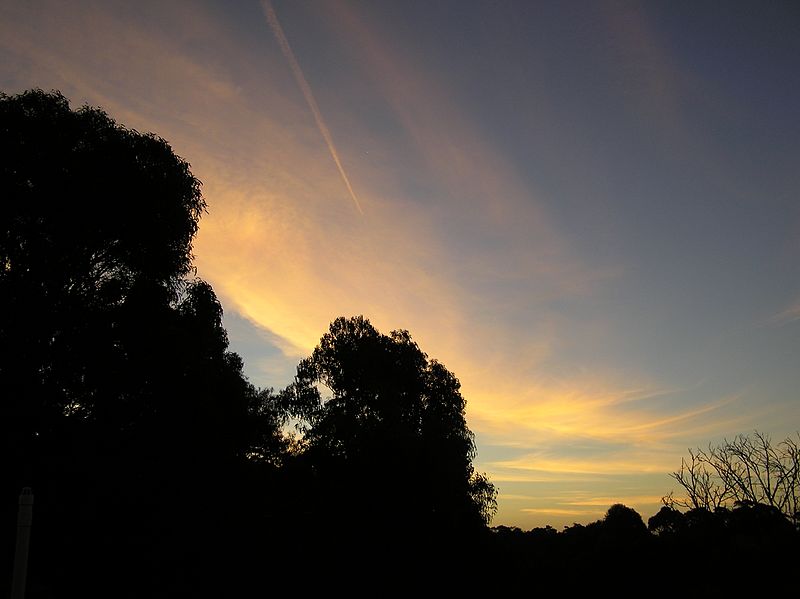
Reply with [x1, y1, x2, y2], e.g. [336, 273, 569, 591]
[1, 89, 798, 596]
[485, 501, 798, 593]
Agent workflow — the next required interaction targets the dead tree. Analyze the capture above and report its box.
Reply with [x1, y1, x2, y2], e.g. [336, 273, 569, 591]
[669, 431, 800, 526]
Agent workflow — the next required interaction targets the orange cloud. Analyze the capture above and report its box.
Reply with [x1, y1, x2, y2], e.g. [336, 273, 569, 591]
[521, 508, 602, 517]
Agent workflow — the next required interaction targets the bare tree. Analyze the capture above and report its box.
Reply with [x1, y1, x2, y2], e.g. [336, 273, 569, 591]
[669, 431, 800, 525]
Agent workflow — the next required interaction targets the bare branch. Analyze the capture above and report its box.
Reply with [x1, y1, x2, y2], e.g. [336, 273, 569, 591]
[668, 431, 800, 524]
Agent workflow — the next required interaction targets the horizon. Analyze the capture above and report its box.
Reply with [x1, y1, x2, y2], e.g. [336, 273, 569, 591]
[1, 0, 798, 530]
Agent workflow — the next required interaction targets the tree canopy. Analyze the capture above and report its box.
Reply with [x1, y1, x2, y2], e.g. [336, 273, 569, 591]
[0, 89, 285, 595]
[0, 89, 203, 291]
[0, 88, 209, 444]
[280, 316, 497, 535]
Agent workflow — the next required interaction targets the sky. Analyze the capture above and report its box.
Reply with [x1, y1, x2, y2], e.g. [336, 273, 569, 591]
[2, 0, 799, 530]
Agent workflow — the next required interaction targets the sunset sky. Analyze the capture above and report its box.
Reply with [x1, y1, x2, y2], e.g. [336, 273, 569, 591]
[2, 0, 798, 529]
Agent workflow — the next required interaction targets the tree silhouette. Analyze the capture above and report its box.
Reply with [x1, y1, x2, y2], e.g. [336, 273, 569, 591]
[647, 505, 686, 536]
[0, 89, 286, 595]
[602, 503, 648, 539]
[279, 315, 496, 557]
[668, 431, 800, 526]
[1, 88, 205, 457]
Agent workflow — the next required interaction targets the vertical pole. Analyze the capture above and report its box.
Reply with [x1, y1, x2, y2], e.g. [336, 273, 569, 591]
[10, 487, 33, 599]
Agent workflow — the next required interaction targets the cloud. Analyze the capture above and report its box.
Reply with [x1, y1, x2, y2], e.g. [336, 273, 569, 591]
[0, 1, 245, 125]
[470, 376, 745, 449]
[563, 494, 664, 507]
[767, 301, 800, 326]
[493, 456, 674, 478]
[514, 493, 665, 524]
[521, 508, 602, 517]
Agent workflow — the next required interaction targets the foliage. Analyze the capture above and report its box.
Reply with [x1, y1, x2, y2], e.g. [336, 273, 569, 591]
[1, 88, 207, 443]
[485, 502, 799, 594]
[280, 315, 497, 530]
[0, 89, 286, 595]
[0, 89, 204, 293]
[603, 503, 648, 538]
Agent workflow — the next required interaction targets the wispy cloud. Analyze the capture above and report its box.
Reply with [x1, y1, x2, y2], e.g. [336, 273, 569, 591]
[492, 456, 675, 478]
[521, 508, 602, 517]
[563, 494, 664, 507]
[767, 301, 800, 326]
[471, 377, 745, 449]
[515, 493, 664, 523]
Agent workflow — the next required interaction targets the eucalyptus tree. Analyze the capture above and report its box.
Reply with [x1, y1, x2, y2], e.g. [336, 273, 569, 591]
[0, 89, 286, 594]
[280, 316, 497, 538]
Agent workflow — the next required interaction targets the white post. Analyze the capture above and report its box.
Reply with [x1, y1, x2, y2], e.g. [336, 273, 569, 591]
[10, 487, 33, 599]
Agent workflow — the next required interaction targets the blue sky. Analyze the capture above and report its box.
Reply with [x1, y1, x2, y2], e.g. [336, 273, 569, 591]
[2, 0, 798, 528]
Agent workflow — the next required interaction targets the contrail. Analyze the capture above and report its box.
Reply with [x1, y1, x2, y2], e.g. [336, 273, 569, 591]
[262, 0, 364, 215]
